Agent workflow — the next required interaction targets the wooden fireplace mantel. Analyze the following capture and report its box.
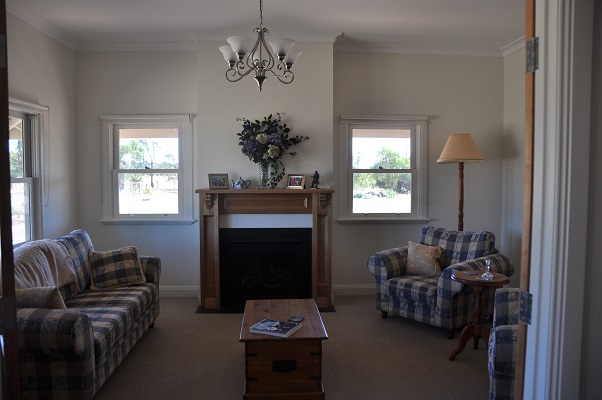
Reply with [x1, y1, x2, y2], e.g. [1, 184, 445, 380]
[195, 188, 334, 311]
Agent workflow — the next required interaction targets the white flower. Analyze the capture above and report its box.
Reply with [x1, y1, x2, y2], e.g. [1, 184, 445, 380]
[256, 133, 269, 144]
[263, 145, 280, 159]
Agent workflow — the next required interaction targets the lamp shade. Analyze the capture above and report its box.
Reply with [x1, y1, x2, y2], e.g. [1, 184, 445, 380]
[267, 38, 295, 56]
[219, 45, 237, 62]
[437, 133, 485, 163]
[283, 48, 302, 64]
[227, 36, 255, 54]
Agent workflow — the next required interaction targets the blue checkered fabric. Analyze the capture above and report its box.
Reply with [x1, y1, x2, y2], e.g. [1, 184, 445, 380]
[16, 231, 161, 400]
[488, 288, 520, 400]
[367, 226, 514, 334]
[57, 229, 94, 298]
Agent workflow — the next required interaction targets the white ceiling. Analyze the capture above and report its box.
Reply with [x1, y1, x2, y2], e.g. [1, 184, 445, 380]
[7, 0, 525, 56]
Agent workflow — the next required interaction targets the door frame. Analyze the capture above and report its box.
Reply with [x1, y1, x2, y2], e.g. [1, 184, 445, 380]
[522, 0, 594, 398]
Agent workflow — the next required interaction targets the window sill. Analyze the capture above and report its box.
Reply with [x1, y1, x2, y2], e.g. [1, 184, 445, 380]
[100, 218, 197, 225]
[337, 217, 430, 224]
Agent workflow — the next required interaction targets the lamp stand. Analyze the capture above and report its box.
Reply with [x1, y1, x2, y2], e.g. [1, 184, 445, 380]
[458, 161, 464, 231]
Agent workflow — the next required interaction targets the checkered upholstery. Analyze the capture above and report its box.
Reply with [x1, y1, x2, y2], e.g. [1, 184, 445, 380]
[16, 230, 161, 400]
[368, 226, 514, 334]
[488, 288, 520, 400]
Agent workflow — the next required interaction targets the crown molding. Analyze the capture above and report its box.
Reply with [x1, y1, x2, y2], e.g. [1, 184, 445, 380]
[333, 42, 503, 57]
[501, 36, 526, 57]
[189, 31, 341, 43]
[77, 42, 198, 52]
[7, 0, 78, 51]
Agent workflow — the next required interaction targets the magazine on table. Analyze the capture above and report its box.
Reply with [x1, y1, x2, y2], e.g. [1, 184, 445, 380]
[249, 318, 302, 338]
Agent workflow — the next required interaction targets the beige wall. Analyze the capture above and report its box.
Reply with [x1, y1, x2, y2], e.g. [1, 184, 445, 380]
[333, 52, 508, 294]
[7, 13, 77, 238]
[502, 47, 525, 287]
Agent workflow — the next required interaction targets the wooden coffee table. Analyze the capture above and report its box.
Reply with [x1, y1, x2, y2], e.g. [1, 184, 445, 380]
[240, 299, 328, 400]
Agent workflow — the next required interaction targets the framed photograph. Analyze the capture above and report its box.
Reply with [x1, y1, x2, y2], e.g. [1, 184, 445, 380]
[286, 174, 305, 189]
[208, 173, 229, 189]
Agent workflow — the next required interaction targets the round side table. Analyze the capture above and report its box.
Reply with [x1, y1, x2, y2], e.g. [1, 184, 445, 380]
[448, 270, 509, 361]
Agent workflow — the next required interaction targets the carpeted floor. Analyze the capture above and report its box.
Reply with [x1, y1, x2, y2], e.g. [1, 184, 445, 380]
[94, 296, 490, 400]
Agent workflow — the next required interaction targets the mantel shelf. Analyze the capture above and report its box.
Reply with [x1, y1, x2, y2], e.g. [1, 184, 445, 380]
[195, 189, 334, 312]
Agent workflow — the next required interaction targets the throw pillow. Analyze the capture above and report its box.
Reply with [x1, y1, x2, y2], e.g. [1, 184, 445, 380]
[406, 241, 443, 275]
[15, 286, 67, 309]
[89, 246, 146, 290]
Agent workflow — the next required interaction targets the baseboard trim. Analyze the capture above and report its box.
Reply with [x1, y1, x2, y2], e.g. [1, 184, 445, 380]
[160, 286, 199, 297]
[332, 284, 375, 296]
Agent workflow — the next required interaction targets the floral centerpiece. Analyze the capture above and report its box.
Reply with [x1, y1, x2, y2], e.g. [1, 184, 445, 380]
[237, 113, 309, 188]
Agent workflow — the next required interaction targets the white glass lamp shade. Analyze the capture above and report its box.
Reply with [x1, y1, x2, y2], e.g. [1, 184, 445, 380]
[219, 45, 237, 62]
[437, 133, 485, 163]
[283, 48, 302, 64]
[226, 36, 255, 55]
[268, 38, 295, 56]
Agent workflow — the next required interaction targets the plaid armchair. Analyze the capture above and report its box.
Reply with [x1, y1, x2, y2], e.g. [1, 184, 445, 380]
[488, 288, 520, 400]
[367, 226, 514, 337]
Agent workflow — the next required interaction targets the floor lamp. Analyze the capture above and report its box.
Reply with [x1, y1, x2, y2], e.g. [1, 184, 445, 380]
[437, 133, 485, 231]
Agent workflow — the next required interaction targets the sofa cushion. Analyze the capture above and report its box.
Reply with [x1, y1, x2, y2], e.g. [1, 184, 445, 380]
[385, 275, 439, 306]
[65, 284, 158, 361]
[57, 229, 95, 295]
[406, 242, 442, 275]
[16, 287, 67, 309]
[89, 246, 146, 290]
[420, 226, 496, 268]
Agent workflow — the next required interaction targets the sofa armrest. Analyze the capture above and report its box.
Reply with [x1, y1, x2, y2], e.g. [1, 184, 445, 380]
[140, 256, 161, 284]
[367, 247, 408, 283]
[17, 308, 94, 357]
[488, 324, 518, 399]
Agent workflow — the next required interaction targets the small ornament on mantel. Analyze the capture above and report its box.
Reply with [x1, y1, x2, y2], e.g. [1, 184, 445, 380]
[310, 171, 320, 189]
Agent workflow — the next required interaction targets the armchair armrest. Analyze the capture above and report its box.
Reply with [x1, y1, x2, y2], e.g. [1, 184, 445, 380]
[367, 247, 408, 284]
[493, 288, 521, 327]
[17, 308, 94, 357]
[140, 255, 161, 284]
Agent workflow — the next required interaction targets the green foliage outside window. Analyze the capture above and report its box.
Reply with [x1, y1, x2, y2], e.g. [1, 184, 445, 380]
[353, 147, 411, 198]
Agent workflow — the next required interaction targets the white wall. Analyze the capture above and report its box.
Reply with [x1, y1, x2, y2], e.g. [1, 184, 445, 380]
[7, 13, 77, 238]
[502, 47, 525, 287]
[75, 51, 199, 295]
[333, 52, 508, 294]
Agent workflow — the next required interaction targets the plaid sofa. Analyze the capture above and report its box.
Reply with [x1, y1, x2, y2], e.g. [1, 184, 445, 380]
[367, 226, 514, 337]
[15, 229, 161, 400]
[488, 288, 520, 400]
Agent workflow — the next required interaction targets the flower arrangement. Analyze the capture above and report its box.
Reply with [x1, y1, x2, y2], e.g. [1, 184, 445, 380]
[237, 113, 309, 188]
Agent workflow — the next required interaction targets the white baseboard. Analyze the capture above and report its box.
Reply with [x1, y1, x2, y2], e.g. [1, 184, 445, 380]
[160, 286, 199, 297]
[332, 284, 375, 296]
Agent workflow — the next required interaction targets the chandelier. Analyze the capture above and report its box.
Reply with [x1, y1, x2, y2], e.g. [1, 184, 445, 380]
[219, 0, 301, 91]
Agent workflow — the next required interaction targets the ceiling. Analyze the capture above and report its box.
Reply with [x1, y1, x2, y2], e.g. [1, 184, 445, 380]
[7, 0, 525, 56]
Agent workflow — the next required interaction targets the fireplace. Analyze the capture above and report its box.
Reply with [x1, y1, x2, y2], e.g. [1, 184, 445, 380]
[219, 228, 312, 312]
[196, 189, 333, 312]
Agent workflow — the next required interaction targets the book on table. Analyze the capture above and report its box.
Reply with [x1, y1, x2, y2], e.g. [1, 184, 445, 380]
[249, 319, 302, 338]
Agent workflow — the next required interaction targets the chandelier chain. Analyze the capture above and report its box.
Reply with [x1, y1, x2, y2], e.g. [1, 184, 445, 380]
[259, 0, 263, 28]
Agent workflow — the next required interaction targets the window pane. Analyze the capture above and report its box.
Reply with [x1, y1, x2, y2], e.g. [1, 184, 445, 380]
[118, 173, 179, 215]
[11, 182, 31, 244]
[118, 128, 179, 169]
[352, 129, 411, 169]
[352, 173, 412, 214]
[9, 116, 24, 178]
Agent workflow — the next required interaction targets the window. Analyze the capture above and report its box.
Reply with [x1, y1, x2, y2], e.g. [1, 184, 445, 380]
[338, 115, 428, 222]
[101, 115, 194, 223]
[9, 98, 47, 245]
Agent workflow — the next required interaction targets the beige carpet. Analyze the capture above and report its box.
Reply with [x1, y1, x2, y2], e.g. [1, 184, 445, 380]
[94, 296, 490, 400]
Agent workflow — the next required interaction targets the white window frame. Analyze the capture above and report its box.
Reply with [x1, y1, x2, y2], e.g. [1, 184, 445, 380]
[9, 98, 48, 246]
[100, 114, 194, 224]
[338, 115, 429, 222]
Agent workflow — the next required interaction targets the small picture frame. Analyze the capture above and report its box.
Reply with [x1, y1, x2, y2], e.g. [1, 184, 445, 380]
[208, 173, 229, 189]
[286, 174, 305, 189]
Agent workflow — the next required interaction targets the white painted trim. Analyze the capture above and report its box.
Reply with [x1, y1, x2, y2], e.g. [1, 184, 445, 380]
[159, 286, 199, 298]
[77, 42, 198, 52]
[501, 36, 526, 57]
[525, 1, 594, 399]
[7, 1, 78, 51]
[334, 43, 503, 57]
[332, 284, 375, 296]
[189, 31, 341, 44]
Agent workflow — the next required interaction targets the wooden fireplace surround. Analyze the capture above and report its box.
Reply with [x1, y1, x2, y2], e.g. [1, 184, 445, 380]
[195, 188, 334, 312]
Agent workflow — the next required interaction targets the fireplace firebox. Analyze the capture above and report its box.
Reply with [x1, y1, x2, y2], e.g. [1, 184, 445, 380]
[219, 228, 312, 312]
